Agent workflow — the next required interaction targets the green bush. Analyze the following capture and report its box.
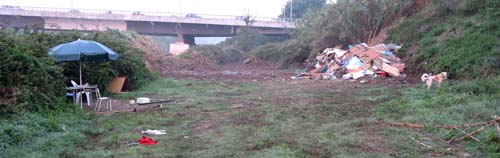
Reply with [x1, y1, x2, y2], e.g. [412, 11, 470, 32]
[0, 28, 156, 114]
[0, 30, 67, 114]
[88, 30, 157, 90]
[187, 45, 243, 64]
[249, 39, 312, 66]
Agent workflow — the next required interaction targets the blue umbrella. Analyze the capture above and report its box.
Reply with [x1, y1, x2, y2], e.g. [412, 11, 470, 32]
[48, 39, 119, 85]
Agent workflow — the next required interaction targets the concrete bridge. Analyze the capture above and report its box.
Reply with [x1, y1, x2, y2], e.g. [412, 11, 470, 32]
[0, 6, 297, 54]
[0, 6, 296, 45]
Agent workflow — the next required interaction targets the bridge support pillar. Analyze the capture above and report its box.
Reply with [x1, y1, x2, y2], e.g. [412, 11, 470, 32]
[169, 33, 190, 56]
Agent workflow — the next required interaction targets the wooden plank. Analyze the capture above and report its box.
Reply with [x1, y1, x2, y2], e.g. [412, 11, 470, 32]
[392, 63, 406, 72]
[382, 63, 400, 77]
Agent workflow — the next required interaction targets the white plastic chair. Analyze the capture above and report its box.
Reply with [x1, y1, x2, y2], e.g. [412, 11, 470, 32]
[70, 80, 91, 107]
[94, 88, 111, 112]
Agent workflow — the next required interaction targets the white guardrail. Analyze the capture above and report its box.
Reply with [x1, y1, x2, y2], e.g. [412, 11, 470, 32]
[0, 5, 300, 23]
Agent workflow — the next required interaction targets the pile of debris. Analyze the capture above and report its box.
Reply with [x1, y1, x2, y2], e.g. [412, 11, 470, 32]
[294, 43, 405, 80]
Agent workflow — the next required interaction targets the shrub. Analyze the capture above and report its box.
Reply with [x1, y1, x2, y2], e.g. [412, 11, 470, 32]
[0, 29, 67, 114]
[88, 30, 157, 90]
[187, 45, 243, 64]
[249, 39, 312, 66]
[0, 28, 156, 114]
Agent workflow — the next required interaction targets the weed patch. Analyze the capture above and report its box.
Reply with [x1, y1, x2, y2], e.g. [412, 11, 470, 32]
[0, 107, 91, 157]
[375, 77, 500, 156]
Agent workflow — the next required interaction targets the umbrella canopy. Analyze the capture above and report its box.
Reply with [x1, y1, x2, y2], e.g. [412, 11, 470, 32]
[49, 39, 119, 62]
[48, 39, 119, 85]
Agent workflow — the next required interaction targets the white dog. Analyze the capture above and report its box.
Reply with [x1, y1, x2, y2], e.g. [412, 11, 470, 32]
[421, 72, 447, 89]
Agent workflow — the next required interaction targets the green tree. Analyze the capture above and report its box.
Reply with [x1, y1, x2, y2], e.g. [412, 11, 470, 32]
[279, 0, 326, 19]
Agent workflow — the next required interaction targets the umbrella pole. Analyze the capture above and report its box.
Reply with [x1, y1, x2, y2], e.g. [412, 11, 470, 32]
[79, 61, 82, 85]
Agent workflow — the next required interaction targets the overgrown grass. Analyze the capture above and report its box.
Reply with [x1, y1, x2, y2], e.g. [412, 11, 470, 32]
[70, 78, 263, 157]
[114, 78, 260, 108]
[387, 1, 500, 78]
[63, 78, 397, 157]
[0, 107, 92, 157]
[10, 77, 496, 157]
[375, 77, 500, 156]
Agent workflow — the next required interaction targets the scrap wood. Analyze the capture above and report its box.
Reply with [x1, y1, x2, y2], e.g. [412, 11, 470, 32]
[364, 49, 381, 61]
[388, 122, 424, 128]
[392, 63, 406, 72]
[493, 115, 500, 139]
[450, 122, 493, 142]
[436, 120, 493, 129]
[388, 120, 495, 129]
[389, 119, 498, 143]
[409, 136, 433, 149]
[373, 58, 383, 69]
[447, 127, 480, 143]
[325, 64, 340, 74]
[379, 54, 401, 63]
[382, 63, 400, 77]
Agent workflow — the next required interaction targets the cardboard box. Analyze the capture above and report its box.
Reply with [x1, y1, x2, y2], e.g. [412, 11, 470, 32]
[106, 77, 126, 93]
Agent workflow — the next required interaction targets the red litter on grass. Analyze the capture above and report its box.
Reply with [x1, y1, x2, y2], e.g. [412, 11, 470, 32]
[137, 136, 158, 145]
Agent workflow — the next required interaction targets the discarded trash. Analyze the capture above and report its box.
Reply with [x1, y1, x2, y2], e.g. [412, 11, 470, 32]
[382, 63, 400, 77]
[223, 70, 239, 75]
[127, 142, 139, 147]
[138, 99, 176, 106]
[137, 136, 158, 145]
[230, 104, 246, 109]
[345, 57, 363, 70]
[137, 97, 150, 104]
[342, 73, 353, 80]
[291, 43, 404, 80]
[141, 129, 166, 135]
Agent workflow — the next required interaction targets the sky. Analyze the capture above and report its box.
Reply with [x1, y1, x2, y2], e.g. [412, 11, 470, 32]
[0, 0, 290, 17]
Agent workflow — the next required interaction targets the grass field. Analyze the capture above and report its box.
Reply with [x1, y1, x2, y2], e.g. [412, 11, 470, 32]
[1, 77, 499, 157]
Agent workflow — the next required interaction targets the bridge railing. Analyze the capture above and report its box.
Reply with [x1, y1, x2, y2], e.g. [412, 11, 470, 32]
[1, 5, 300, 23]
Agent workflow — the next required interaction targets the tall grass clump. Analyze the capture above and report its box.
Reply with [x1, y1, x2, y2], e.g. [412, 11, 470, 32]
[375, 77, 500, 155]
